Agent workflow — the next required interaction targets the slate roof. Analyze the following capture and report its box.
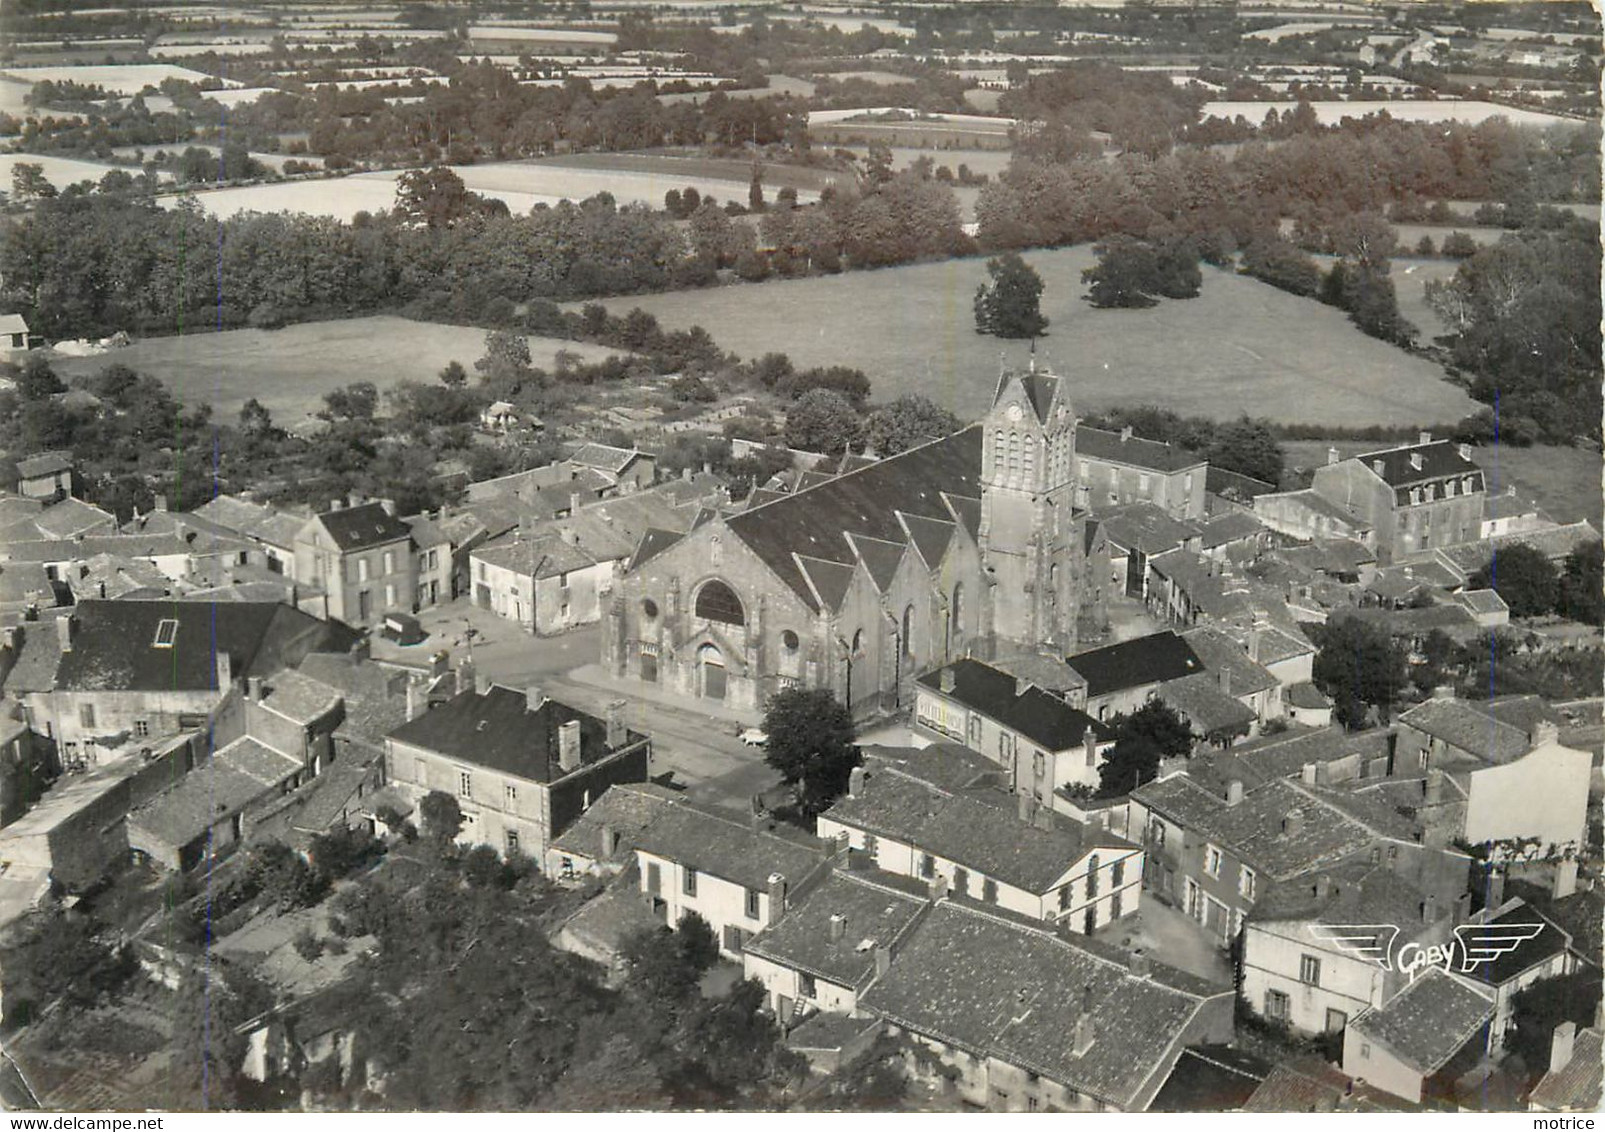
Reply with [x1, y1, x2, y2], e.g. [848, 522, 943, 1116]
[310, 502, 411, 551]
[1285, 682, 1332, 710]
[822, 764, 1131, 893]
[1077, 425, 1204, 473]
[548, 781, 683, 864]
[714, 428, 982, 614]
[1528, 1027, 1604, 1111]
[52, 600, 356, 693]
[744, 868, 930, 989]
[1067, 631, 1203, 698]
[1157, 672, 1257, 736]
[1097, 502, 1203, 557]
[628, 527, 684, 571]
[1397, 697, 1531, 764]
[1471, 901, 1570, 985]
[631, 801, 828, 892]
[1133, 775, 1398, 880]
[857, 901, 1229, 1110]
[1351, 439, 1483, 498]
[988, 651, 1086, 695]
[1452, 588, 1508, 615]
[1206, 467, 1278, 502]
[387, 684, 642, 783]
[15, 451, 71, 478]
[1150, 1046, 1271, 1112]
[1347, 969, 1493, 1074]
[916, 657, 1110, 753]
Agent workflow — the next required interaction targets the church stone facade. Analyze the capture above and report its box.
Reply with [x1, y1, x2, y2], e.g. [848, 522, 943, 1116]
[602, 369, 1105, 718]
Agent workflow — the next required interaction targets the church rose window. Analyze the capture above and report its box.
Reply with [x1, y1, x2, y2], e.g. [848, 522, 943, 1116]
[781, 629, 800, 651]
[642, 598, 659, 619]
[695, 580, 745, 625]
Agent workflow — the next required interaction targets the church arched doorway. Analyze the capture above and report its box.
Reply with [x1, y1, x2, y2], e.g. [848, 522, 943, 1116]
[698, 643, 727, 701]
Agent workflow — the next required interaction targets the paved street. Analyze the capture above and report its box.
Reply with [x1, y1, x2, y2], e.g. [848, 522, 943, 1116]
[384, 599, 787, 815]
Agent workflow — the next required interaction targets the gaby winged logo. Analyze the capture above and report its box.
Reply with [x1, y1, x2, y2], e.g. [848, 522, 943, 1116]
[1309, 922, 1546, 978]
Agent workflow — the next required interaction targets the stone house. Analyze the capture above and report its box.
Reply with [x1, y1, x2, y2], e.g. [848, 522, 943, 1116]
[1074, 425, 1207, 520]
[1306, 437, 1486, 565]
[292, 500, 415, 629]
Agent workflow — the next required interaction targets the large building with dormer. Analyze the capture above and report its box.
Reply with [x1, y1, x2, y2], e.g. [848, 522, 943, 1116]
[601, 369, 1106, 718]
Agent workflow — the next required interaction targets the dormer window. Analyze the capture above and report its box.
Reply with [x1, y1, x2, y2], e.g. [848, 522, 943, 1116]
[153, 619, 179, 648]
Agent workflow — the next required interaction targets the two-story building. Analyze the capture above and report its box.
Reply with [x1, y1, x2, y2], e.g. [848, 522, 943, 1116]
[13, 451, 73, 503]
[1075, 425, 1207, 520]
[293, 501, 416, 629]
[818, 762, 1142, 934]
[742, 866, 931, 1020]
[1341, 969, 1495, 1105]
[385, 682, 651, 860]
[912, 657, 1113, 799]
[630, 800, 832, 957]
[857, 900, 1236, 1112]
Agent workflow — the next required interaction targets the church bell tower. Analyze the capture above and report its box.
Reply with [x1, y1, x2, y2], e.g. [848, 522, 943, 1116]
[977, 363, 1081, 655]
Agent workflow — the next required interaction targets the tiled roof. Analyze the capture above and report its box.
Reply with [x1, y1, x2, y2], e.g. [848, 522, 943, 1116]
[259, 669, 344, 726]
[52, 600, 356, 693]
[1347, 969, 1493, 1074]
[15, 451, 71, 478]
[1397, 697, 1531, 764]
[1255, 489, 1370, 530]
[129, 736, 303, 848]
[29, 498, 116, 540]
[0, 562, 50, 605]
[1277, 538, 1376, 576]
[1250, 858, 1433, 931]
[1077, 425, 1204, 473]
[1199, 511, 1265, 550]
[745, 867, 930, 989]
[1528, 1027, 1603, 1111]
[1133, 775, 1394, 880]
[472, 529, 601, 579]
[1067, 631, 1203, 698]
[628, 526, 683, 571]
[1157, 672, 1257, 736]
[548, 782, 683, 863]
[715, 428, 982, 614]
[632, 801, 828, 893]
[988, 651, 1087, 695]
[1330, 604, 1477, 636]
[1452, 588, 1507, 615]
[1352, 439, 1483, 490]
[1097, 502, 1203, 557]
[568, 442, 648, 475]
[1242, 1059, 1401, 1112]
[310, 502, 412, 552]
[823, 765, 1130, 893]
[1433, 521, 1601, 575]
[859, 743, 1001, 794]
[1206, 467, 1278, 501]
[1198, 726, 1390, 788]
[405, 513, 450, 550]
[294, 652, 410, 750]
[916, 657, 1110, 753]
[857, 901, 1229, 1110]
[1180, 626, 1278, 697]
[387, 684, 641, 783]
[0, 534, 193, 564]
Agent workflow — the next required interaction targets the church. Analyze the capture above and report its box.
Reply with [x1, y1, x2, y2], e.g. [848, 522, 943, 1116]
[602, 368, 1110, 718]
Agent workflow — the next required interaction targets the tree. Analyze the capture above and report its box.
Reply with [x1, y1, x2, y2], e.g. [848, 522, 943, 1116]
[0, 909, 135, 1025]
[762, 687, 858, 813]
[419, 790, 464, 846]
[10, 162, 55, 203]
[394, 165, 494, 229]
[1205, 416, 1284, 485]
[973, 252, 1047, 338]
[1095, 699, 1193, 796]
[784, 389, 862, 457]
[1240, 237, 1323, 297]
[863, 394, 962, 456]
[1471, 541, 1559, 619]
[475, 329, 533, 383]
[1558, 541, 1604, 625]
[15, 356, 64, 401]
[237, 397, 277, 438]
[318, 381, 378, 423]
[748, 164, 765, 212]
[439, 360, 468, 388]
[1081, 236, 1201, 309]
[1508, 972, 1602, 1088]
[1311, 618, 1409, 729]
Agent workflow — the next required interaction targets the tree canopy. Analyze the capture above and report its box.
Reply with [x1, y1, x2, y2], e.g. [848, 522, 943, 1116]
[763, 687, 859, 813]
[1470, 541, 1560, 619]
[1310, 617, 1409, 729]
[973, 252, 1048, 338]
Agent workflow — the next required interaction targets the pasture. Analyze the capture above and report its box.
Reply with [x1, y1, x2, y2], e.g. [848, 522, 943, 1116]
[50, 316, 620, 425]
[0, 64, 226, 95]
[1199, 98, 1581, 128]
[574, 246, 1478, 427]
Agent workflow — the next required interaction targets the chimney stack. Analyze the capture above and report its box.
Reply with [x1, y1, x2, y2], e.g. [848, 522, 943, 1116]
[1458, 443, 1473, 461]
[379, 498, 396, 517]
[600, 823, 619, 859]
[681, 466, 692, 482]
[1326, 447, 1340, 466]
[1301, 761, 1320, 786]
[1419, 431, 1433, 446]
[848, 765, 866, 798]
[940, 666, 956, 694]
[1226, 779, 1244, 806]
[557, 719, 582, 773]
[153, 493, 168, 512]
[1218, 667, 1231, 698]
[1484, 866, 1506, 910]
[1315, 873, 1332, 901]
[525, 684, 546, 714]
[1432, 684, 1455, 700]
[874, 945, 892, 978]
[1553, 857, 1579, 900]
[1083, 727, 1098, 768]
[1248, 614, 1267, 662]
[1018, 791, 1038, 825]
[829, 913, 847, 943]
[767, 873, 788, 924]
[1283, 810, 1303, 837]
[606, 699, 627, 749]
[1409, 452, 1424, 471]
[1549, 1022, 1578, 1075]
[1015, 675, 1030, 698]
[1531, 720, 1559, 748]
[215, 649, 233, 690]
[1424, 767, 1444, 805]
[1120, 426, 1133, 443]
[1073, 988, 1096, 1055]
[1422, 893, 1440, 923]
[247, 675, 264, 703]
[455, 660, 476, 697]
[928, 873, 950, 901]
[474, 668, 493, 695]
[405, 678, 420, 721]
[1129, 950, 1150, 978]
[329, 499, 342, 513]
[1372, 459, 1385, 476]
[56, 613, 76, 652]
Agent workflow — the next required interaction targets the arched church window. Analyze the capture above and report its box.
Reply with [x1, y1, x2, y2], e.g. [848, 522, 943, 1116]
[902, 604, 915, 658]
[695, 580, 745, 625]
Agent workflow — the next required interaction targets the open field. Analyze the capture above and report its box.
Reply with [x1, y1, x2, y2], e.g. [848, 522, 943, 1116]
[50, 316, 621, 425]
[1283, 440, 1602, 528]
[0, 64, 226, 94]
[0, 153, 166, 190]
[575, 246, 1478, 427]
[1200, 98, 1582, 127]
